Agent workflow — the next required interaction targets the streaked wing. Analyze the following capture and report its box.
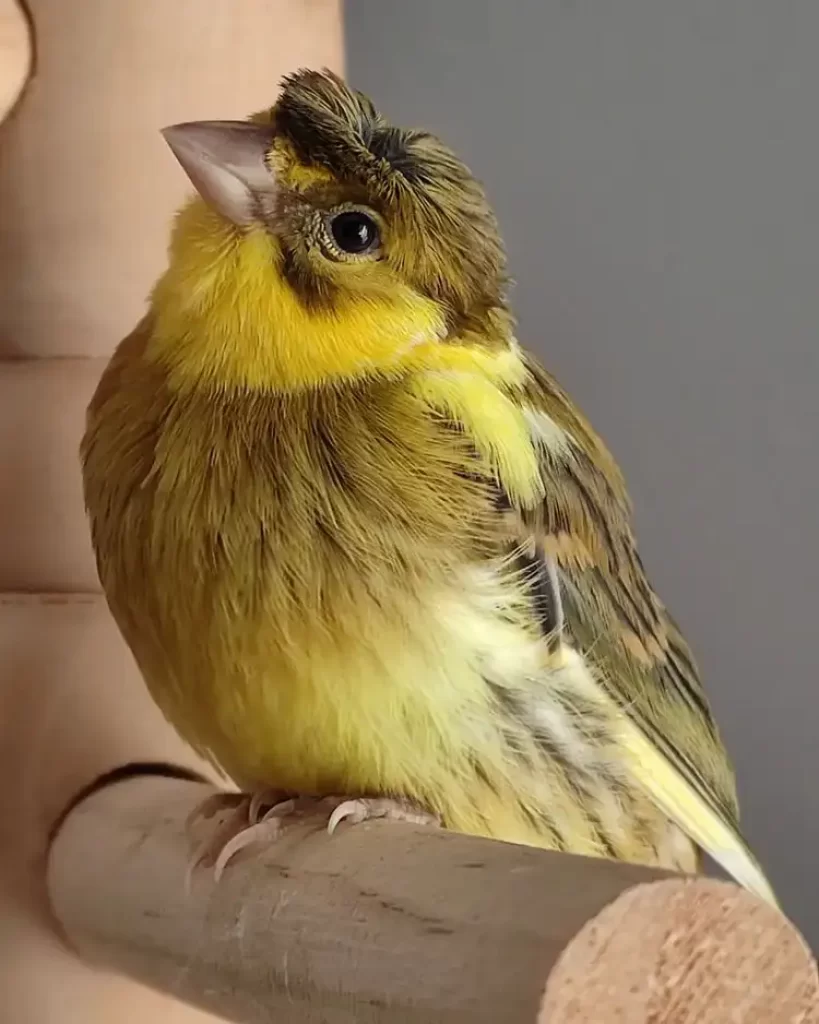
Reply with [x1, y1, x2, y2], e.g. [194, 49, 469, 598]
[506, 354, 777, 905]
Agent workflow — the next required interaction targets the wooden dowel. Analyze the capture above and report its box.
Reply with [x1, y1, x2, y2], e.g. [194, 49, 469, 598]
[46, 775, 818, 1023]
[0, 0, 31, 123]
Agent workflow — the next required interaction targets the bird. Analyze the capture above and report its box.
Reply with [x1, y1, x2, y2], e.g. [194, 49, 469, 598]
[81, 68, 776, 904]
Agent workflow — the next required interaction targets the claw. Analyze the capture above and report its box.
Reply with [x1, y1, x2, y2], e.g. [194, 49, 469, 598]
[248, 789, 286, 824]
[327, 797, 440, 835]
[184, 788, 289, 890]
[185, 799, 249, 893]
[327, 799, 370, 835]
[185, 790, 439, 888]
[213, 817, 284, 881]
[210, 797, 305, 879]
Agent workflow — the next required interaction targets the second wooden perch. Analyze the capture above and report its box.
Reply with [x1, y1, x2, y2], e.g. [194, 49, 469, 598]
[47, 774, 818, 1023]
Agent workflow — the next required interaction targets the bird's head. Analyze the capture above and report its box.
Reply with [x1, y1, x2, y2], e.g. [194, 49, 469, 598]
[152, 69, 512, 392]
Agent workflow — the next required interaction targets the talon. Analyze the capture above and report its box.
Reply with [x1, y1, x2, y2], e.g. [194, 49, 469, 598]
[184, 799, 249, 894]
[184, 788, 292, 887]
[327, 799, 367, 835]
[247, 791, 267, 825]
[261, 797, 297, 822]
[326, 797, 440, 835]
[213, 818, 284, 882]
[184, 790, 439, 889]
[248, 788, 291, 824]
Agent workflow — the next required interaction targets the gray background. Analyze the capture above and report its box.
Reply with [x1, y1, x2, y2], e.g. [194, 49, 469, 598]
[347, 2, 818, 944]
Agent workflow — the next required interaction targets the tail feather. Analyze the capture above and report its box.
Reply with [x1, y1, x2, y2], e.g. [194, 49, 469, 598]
[620, 715, 779, 907]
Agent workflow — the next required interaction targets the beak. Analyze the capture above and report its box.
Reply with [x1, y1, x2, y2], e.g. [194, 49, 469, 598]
[161, 120, 278, 226]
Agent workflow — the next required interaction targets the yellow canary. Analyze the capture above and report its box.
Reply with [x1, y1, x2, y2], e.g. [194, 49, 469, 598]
[81, 69, 776, 903]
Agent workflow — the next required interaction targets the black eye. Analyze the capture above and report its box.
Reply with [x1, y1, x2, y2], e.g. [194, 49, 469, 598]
[329, 210, 380, 255]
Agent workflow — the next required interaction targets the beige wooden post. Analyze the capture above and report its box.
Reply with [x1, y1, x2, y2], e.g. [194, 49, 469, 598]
[0, 4, 342, 1022]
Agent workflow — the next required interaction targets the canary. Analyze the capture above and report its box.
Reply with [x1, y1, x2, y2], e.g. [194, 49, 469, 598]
[81, 68, 776, 904]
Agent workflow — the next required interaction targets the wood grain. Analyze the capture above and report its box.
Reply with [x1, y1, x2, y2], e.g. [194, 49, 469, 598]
[541, 878, 818, 1023]
[48, 775, 818, 1023]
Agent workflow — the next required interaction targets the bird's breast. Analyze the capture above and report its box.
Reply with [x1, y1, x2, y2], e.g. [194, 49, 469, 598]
[87, 373, 509, 787]
[83, 359, 695, 872]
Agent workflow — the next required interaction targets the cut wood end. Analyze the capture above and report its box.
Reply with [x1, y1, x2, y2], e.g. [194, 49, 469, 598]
[539, 877, 818, 1023]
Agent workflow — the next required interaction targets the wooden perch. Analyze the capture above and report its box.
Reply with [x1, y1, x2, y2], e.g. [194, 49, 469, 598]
[47, 774, 818, 1023]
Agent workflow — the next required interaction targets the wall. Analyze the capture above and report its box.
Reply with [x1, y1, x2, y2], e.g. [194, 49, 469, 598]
[347, 1, 819, 945]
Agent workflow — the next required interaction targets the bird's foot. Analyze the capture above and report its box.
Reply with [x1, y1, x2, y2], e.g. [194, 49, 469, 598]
[186, 792, 439, 884]
[324, 796, 440, 835]
[184, 788, 290, 887]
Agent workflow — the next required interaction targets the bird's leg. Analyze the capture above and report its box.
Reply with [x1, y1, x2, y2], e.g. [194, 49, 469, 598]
[186, 791, 440, 883]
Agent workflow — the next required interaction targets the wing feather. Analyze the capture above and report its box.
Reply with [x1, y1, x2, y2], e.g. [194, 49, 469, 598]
[509, 355, 777, 905]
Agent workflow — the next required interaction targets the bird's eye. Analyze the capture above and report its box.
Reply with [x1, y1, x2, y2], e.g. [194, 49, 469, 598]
[327, 210, 381, 256]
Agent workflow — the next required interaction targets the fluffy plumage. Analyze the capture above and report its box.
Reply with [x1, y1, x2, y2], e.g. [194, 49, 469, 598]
[81, 69, 776, 901]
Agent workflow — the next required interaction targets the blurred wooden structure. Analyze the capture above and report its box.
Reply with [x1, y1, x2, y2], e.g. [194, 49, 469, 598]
[48, 775, 819, 1023]
[0, 3, 341, 1023]
[0, 0, 31, 122]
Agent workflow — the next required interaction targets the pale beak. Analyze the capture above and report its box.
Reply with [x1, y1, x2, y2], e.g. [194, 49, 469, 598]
[161, 119, 278, 226]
